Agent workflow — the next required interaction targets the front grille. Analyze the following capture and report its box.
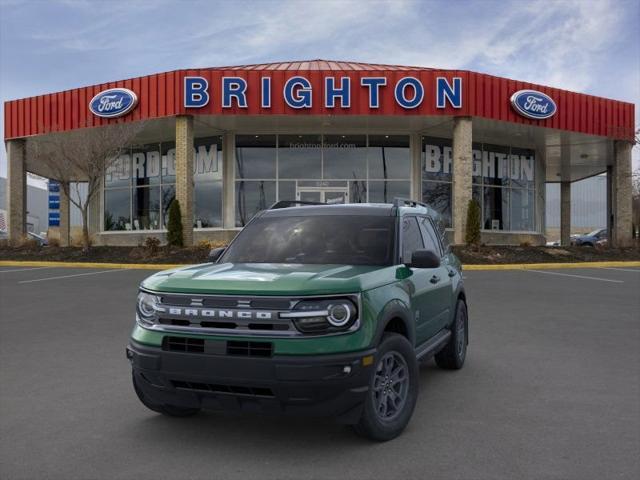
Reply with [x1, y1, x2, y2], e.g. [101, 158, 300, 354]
[171, 380, 274, 397]
[162, 336, 204, 353]
[159, 295, 291, 310]
[227, 341, 273, 357]
[145, 292, 360, 337]
[162, 336, 273, 357]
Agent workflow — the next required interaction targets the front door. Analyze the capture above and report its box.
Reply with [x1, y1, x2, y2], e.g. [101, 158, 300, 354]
[296, 186, 349, 204]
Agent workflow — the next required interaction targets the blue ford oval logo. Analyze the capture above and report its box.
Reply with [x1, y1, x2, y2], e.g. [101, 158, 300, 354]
[510, 89, 556, 120]
[89, 88, 138, 118]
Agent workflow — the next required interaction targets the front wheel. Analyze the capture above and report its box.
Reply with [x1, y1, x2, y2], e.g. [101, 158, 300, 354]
[435, 300, 468, 370]
[353, 333, 419, 441]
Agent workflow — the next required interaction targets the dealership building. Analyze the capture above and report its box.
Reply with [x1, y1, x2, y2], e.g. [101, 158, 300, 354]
[3, 60, 635, 246]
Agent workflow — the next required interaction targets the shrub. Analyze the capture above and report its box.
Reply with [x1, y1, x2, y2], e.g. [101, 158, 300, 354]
[520, 241, 532, 247]
[48, 237, 61, 248]
[144, 236, 161, 256]
[465, 199, 481, 246]
[166, 200, 183, 247]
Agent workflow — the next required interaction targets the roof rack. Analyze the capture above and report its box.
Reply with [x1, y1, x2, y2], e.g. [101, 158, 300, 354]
[392, 197, 430, 209]
[269, 200, 326, 210]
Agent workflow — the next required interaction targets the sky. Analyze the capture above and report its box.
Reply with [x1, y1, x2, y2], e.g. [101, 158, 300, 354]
[0, 0, 638, 182]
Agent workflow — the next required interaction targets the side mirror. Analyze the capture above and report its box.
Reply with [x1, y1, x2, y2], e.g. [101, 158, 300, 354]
[407, 249, 440, 269]
[208, 247, 226, 263]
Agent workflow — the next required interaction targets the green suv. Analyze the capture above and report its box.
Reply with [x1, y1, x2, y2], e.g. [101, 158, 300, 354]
[127, 199, 468, 441]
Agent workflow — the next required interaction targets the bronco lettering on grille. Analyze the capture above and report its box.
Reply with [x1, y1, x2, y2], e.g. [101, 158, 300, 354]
[164, 307, 273, 320]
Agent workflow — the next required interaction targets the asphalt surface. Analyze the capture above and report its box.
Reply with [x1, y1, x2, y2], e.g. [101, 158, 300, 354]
[0, 264, 639, 480]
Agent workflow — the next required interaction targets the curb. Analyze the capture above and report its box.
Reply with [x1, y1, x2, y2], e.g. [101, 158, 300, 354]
[0, 260, 184, 270]
[1, 260, 639, 271]
[463, 261, 640, 271]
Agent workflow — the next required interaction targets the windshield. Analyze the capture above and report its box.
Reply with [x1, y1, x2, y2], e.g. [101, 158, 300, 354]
[587, 229, 603, 237]
[221, 215, 396, 266]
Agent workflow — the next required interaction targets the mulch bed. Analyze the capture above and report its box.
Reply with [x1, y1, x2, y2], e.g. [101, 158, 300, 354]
[1, 243, 639, 265]
[451, 245, 640, 264]
[0, 245, 211, 264]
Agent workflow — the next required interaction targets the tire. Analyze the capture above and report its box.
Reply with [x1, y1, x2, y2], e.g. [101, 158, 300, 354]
[353, 333, 419, 442]
[435, 300, 468, 370]
[132, 373, 201, 417]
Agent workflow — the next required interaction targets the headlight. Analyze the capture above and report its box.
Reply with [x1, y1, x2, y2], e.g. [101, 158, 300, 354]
[282, 297, 358, 334]
[136, 291, 159, 325]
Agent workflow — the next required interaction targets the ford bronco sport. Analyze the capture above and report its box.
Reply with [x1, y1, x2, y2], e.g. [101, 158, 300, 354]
[127, 199, 468, 441]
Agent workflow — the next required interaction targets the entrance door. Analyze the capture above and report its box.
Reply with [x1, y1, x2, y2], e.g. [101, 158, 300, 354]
[296, 187, 349, 204]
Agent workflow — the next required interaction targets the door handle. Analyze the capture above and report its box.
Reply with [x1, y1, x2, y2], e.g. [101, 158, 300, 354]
[430, 275, 440, 284]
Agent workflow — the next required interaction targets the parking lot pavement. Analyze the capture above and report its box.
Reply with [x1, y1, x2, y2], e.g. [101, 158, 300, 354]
[1, 266, 639, 480]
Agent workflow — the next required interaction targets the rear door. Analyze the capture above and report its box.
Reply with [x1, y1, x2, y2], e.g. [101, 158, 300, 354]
[400, 216, 444, 345]
[418, 216, 453, 335]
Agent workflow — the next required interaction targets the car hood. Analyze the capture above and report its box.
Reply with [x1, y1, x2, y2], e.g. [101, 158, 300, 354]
[141, 262, 399, 295]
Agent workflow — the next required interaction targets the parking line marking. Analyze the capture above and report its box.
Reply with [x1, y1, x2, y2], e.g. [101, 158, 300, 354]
[598, 267, 640, 273]
[527, 269, 624, 283]
[18, 269, 124, 284]
[0, 266, 56, 273]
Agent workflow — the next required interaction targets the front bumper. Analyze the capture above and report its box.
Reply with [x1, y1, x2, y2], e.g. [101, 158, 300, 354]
[127, 340, 375, 423]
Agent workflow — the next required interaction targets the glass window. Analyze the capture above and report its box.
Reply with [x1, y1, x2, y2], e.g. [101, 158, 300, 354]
[510, 189, 535, 231]
[368, 181, 410, 203]
[194, 136, 222, 183]
[368, 135, 410, 179]
[482, 144, 510, 187]
[161, 142, 176, 184]
[278, 134, 322, 179]
[323, 135, 367, 179]
[221, 215, 396, 266]
[401, 216, 424, 263]
[472, 142, 483, 184]
[278, 180, 296, 202]
[350, 181, 368, 203]
[194, 181, 222, 228]
[422, 181, 452, 227]
[132, 143, 161, 187]
[104, 188, 131, 231]
[483, 186, 509, 230]
[161, 185, 175, 228]
[418, 217, 441, 256]
[510, 147, 535, 189]
[235, 135, 276, 179]
[132, 186, 160, 230]
[105, 153, 131, 188]
[423, 137, 452, 182]
[236, 180, 276, 227]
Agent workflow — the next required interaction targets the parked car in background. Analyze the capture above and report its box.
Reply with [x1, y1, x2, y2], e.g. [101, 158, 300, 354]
[572, 229, 607, 247]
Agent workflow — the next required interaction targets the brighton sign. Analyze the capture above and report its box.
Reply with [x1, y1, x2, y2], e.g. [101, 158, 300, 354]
[183, 75, 463, 110]
[510, 89, 557, 120]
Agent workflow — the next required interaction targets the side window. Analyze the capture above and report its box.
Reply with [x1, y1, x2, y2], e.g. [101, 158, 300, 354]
[433, 215, 449, 252]
[401, 217, 424, 263]
[419, 217, 441, 256]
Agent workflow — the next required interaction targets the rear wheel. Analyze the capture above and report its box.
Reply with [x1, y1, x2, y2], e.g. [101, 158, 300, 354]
[132, 373, 200, 417]
[435, 300, 468, 370]
[353, 333, 418, 441]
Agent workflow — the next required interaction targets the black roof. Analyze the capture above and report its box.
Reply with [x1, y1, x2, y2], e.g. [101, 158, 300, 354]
[261, 203, 396, 217]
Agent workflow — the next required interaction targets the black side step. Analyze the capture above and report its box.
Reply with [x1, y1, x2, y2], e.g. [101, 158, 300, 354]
[415, 329, 451, 361]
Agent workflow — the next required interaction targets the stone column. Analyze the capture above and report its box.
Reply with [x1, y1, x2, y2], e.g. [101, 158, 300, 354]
[560, 181, 571, 246]
[175, 115, 194, 246]
[6, 139, 27, 244]
[452, 117, 473, 244]
[611, 141, 633, 247]
[222, 133, 236, 229]
[59, 182, 70, 247]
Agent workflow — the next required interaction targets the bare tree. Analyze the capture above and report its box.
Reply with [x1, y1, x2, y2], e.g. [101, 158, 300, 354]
[27, 121, 144, 250]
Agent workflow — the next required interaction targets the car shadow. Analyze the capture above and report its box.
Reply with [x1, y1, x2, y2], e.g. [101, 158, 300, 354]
[122, 359, 451, 452]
